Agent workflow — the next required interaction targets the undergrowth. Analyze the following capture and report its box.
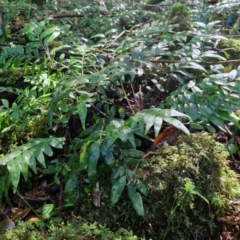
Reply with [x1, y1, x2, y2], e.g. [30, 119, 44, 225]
[2, 220, 139, 240]
[77, 132, 240, 240]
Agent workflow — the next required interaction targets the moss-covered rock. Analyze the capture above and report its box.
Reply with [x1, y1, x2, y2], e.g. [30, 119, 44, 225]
[168, 3, 190, 31]
[220, 38, 240, 60]
[80, 132, 240, 240]
[137, 132, 240, 239]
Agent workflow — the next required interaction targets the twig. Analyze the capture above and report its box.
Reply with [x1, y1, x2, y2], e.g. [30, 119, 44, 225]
[148, 58, 240, 65]
[142, 150, 152, 159]
[112, 30, 127, 43]
[90, 103, 109, 118]
[38, 13, 84, 21]
[226, 34, 240, 38]
[120, 80, 135, 114]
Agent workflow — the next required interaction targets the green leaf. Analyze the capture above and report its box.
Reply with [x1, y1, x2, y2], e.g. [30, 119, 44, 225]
[44, 29, 61, 46]
[43, 143, 53, 156]
[111, 176, 126, 205]
[131, 108, 190, 136]
[0, 176, 10, 199]
[117, 165, 125, 177]
[1, 99, 9, 108]
[154, 117, 163, 137]
[100, 138, 116, 156]
[105, 152, 115, 166]
[200, 51, 225, 60]
[126, 158, 139, 167]
[42, 204, 54, 219]
[127, 184, 144, 216]
[228, 69, 237, 81]
[190, 123, 203, 130]
[209, 115, 225, 128]
[136, 182, 148, 196]
[183, 62, 207, 72]
[122, 149, 144, 158]
[0, 138, 64, 190]
[152, 109, 190, 118]
[206, 124, 216, 133]
[213, 110, 236, 122]
[40, 26, 59, 40]
[186, 103, 198, 120]
[77, 102, 87, 130]
[11, 103, 19, 121]
[228, 143, 237, 154]
[144, 114, 155, 134]
[88, 142, 100, 184]
[161, 116, 190, 135]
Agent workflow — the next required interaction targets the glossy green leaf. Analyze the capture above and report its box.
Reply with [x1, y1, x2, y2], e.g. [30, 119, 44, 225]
[118, 125, 132, 141]
[100, 138, 116, 156]
[184, 62, 207, 72]
[44, 29, 61, 46]
[105, 152, 115, 166]
[43, 143, 53, 156]
[154, 117, 163, 137]
[205, 124, 215, 132]
[111, 176, 126, 205]
[143, 114, 155, 134]
[77, 102, 87, 130]
[201, 51, 225, 60]
[228, 69, 237, 81]
[40, 26, 59, 40]
[117, 165, 125, 177]
[161, 116, 190, 135]
[228, 143, 237, 154]
[187, 103, 198, 120]
[190, 123, 203, 130]
[126, 169, 134, 180]
[127, 184, 144, 216]
[209, 115, 225, 128]
[137, 182, 148, 196]
[220, 102, 240, 111]
[126, 158, 139, 167]
[213, 110, 236, 122]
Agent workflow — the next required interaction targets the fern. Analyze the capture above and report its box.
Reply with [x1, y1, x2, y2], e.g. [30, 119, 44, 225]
[162, 68, 240, 131]
[0, 137, 64, 190]
[129, 108, 191, 137]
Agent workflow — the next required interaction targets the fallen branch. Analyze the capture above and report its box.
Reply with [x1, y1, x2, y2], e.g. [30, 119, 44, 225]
[149, 59, 240, 65]
[38, 13, 83, 21]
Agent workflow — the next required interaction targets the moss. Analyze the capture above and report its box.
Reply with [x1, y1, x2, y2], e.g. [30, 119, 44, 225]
[79, 132, 240, 240]
[0, 69, 26, 87]
[220, 38, 240, 59]
[1, 221, 139, 240]
[138, 132, 240, 239]
[168, 3, 190, 31]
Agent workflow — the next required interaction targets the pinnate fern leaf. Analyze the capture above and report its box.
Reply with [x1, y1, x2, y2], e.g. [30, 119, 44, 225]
[130, 108, 191, 137]
[0, 137, 64, 190]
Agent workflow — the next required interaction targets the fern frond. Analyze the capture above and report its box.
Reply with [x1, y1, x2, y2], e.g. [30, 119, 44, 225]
[0, 137, 64, 190]
[129, 108, 191, 137]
